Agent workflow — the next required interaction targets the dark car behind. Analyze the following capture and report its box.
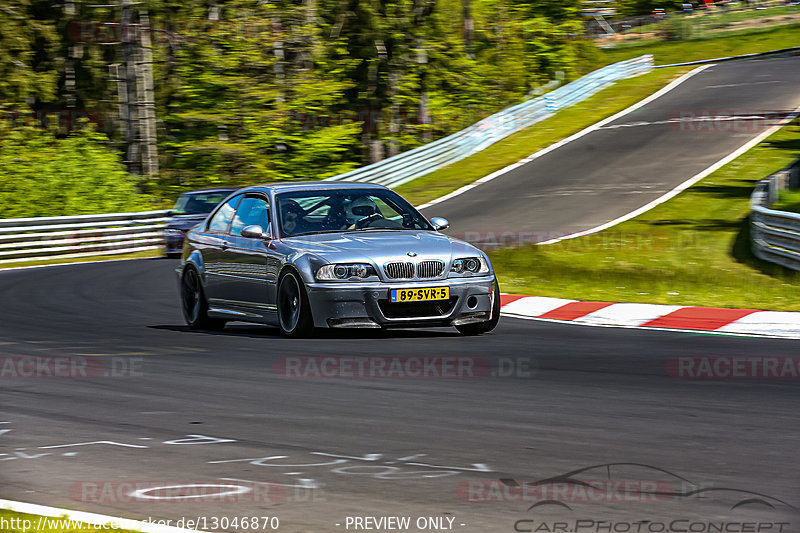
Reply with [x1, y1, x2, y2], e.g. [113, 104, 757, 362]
[163, 188, 239, 257]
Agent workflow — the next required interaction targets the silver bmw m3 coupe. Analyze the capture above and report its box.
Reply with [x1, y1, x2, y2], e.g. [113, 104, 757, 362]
[176, 182, 500, 337]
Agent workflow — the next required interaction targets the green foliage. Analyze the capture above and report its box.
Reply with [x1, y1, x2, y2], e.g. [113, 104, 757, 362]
[2, 0, 600, 205]
[0, 0, 59, 106]
[0, 123, 146, 218]
[154, 0, 362, 191]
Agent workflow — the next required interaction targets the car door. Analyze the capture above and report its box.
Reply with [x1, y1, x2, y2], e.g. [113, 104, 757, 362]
[224, 195, 279, 321]
[203, 194, 243, 303]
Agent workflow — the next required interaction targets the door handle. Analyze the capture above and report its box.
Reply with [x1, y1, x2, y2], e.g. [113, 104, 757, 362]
[221, 241, 230, 250]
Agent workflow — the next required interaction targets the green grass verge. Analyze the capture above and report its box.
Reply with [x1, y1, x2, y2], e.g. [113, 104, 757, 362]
[396, 66, 692, 206]
[0, 510, 140, 533]
[489, 120, 800, 311]
[0, 249, 161, 270]
[772, 187, 800, 213]
[599, 22, 800, 65]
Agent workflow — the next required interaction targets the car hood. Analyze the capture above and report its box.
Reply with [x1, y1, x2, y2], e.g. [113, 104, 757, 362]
[280, 230, 483, 264]
[167, 214, 208, 231]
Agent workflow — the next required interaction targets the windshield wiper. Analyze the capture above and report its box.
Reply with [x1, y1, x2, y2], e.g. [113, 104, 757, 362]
[283, 230, 346, 237]
[345, 227, 417, 232]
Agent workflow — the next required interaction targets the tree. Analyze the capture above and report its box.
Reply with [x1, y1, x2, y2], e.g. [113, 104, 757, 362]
[0, 0, 603, 205]
[155, 0, 361, 192]
[0, 1, 59, 107]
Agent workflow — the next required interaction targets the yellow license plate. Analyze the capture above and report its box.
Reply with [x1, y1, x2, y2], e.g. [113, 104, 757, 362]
[390, 287, 450, 303]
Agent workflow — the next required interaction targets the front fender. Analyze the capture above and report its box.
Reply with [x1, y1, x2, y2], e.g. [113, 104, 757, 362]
[282, 252, 328, 285]
[178, 249, 207, 281]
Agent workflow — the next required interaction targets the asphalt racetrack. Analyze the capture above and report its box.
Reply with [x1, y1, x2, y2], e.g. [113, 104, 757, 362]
[427, 56, 800, 244]
[1, 56, 800, 533]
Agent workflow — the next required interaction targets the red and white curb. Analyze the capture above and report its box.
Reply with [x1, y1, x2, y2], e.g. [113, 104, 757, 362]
[500, 295, 800, 339]
[0, 498, 204, 533]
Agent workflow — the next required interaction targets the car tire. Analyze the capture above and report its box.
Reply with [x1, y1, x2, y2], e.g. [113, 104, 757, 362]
[456, 279, 501, 336]
[277, 270, 314, 338]
[181, 266, 226, 331]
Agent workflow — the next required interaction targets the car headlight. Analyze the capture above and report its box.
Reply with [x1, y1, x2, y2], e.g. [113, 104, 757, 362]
[449, 257, 489, 275]
[316, 263, 376, 281]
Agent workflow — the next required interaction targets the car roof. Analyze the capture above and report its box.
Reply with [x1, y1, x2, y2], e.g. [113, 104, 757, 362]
[239, 182, 389, 194]
[180, 187, 240, 195]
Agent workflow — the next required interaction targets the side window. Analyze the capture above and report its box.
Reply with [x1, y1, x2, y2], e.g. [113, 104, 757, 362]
[207, 195, 240, 233]
[230, 197, 271, 237]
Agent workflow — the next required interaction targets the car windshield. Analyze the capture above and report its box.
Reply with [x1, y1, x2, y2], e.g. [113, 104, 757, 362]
[276, 188, 433, 238]
[172, 191, 232, 215]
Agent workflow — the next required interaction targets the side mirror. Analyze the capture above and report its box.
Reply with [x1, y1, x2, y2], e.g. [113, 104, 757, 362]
[430, 217, 450, 231]
[241, 224, 268, 239]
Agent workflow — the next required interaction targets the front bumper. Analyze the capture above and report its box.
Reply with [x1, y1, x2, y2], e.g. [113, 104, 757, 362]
[163, 231, 186, 255]
[305, 276, 496, 328]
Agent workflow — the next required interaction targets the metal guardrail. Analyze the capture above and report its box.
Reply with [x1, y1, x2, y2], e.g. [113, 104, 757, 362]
[0, 210, 170, 265]
[0, 56, 653, 264]
[326, 55, 654, 188]
[750, 158, 800, 270]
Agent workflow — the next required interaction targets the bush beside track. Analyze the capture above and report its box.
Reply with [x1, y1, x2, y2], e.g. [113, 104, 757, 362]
[490, 119, 800, 311]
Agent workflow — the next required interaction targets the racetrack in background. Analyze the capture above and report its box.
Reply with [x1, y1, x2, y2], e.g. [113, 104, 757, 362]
[425, 56, 800, 244]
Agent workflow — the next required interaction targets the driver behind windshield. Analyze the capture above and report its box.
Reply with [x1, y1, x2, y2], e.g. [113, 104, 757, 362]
[279, 199, 310, 237]
[277, 189, 432, 237]
[344, 196, 381, 229]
